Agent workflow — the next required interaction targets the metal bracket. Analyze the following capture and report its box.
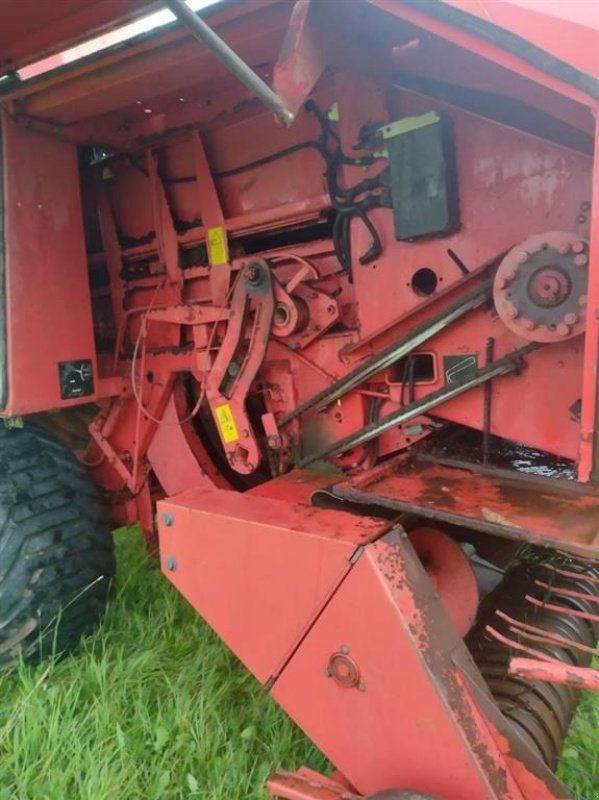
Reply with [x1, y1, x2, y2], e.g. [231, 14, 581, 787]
[206, 259, 275, 473]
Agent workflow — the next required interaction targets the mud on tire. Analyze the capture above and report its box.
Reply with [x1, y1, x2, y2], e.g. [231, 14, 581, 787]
[0, 424, 115, 669]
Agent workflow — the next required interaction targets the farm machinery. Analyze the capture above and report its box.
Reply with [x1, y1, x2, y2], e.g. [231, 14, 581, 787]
[1, 0, 599, 796]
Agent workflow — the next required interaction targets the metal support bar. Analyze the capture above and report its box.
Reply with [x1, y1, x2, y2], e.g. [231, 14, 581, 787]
[281, 281, 492, 425]
[510, 657, 599, 692]
[162, 0, 295, 126]
[482, 336, 494, 463]
[297, 342, 538, 467]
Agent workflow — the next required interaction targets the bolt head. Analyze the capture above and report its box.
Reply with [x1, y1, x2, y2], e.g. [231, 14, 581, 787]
[522, 318, 537, 331]
[505, 305, 519, 320]
[245, 263, 262, 284]
[515, 251, 529, 265]
[574, 254, 588, 267]
[497, 277, 508, 290]
[340, 644, 350, 654]
[162, 511, 175, 527]
[564, 312, 578, 325]
[579, 294, 588, 307]
[556, 242, 571, 255]
[556, 323, 571, 337]
[572, 241, 586, 254]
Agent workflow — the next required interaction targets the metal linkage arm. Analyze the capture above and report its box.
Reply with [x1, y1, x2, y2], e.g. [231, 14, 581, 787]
[162, 0, 295, 126]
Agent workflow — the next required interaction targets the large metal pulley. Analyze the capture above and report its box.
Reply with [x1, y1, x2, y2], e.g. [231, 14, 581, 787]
[493, 231, 589, 343]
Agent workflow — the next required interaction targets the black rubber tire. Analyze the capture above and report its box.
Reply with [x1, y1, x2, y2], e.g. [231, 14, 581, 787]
[0, 423, 115, 669]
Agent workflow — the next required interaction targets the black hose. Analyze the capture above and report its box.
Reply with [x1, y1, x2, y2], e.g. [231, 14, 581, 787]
[160, 101, 389, 276]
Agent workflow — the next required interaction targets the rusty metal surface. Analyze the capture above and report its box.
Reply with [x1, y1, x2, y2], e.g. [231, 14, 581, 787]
[268, 767, 359, 800]
[271, 529, 526, 799]
[510, 657, 599, 692]
[330, 456, 599, 558]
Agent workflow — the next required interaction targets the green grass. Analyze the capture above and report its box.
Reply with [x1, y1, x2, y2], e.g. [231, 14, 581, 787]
[0, 529, 597, 799]
[0, 530, 324, 800]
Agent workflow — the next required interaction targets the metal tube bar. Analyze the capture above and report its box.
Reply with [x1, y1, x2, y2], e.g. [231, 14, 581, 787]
[297, 343, 537, 467]
[281, 282, 492, 425]
[542, 564, 599, 585]
[534, 579, 599, 604]
[482, 337, 494, 463]
[496, 609, 599, 657]
[526, 594, 599, 624]
[510, 657, 599, 692]
[162, 0, 295, 126]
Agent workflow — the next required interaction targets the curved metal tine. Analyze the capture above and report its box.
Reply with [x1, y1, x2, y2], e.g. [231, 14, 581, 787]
[534, 580, 599, 604]
[496, 609, 599, 655]
[542, 563, 599, 585]
[485, 625, 560, 663]
[505, 624, 599, 658]
[526, 594, 599, 624]
[555, 550, 599, 567]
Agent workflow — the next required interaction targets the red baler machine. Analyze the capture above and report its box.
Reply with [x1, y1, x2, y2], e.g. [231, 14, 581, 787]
[1, 1, 599, 797]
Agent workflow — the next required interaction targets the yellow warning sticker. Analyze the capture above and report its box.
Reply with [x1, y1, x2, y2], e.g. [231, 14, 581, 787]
[215, 403, 239, 443]
[207, 226, 228, 266]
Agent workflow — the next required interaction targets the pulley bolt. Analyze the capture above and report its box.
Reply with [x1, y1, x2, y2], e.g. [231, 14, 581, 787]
[579, 294, 588, 307]
[572, 241, 586, 254]
[516, 252, 529, 265]
[564, 312, 578, 325]
[505, 306, 519, 320]
[574, 254, 588, 267]
[557, 242, 571, 255]
[556, 323, 571, 337]
[497, 277, 508, 290]
[245, 263, 262, 283]
[522, 318, 537, 331]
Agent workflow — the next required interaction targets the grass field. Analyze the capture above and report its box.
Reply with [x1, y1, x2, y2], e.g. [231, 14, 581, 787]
[0, 529, 597, 800]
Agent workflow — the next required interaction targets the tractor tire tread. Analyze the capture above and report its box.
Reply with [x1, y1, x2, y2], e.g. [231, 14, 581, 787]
[0, 424, 115, 669]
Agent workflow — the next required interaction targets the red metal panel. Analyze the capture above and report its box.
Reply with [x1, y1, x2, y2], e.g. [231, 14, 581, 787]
[444, 0, 599, 78]
[158, 487, 388, 683]
[331, 457, 599, 558]
[1, 118, 97, 415]
[345, 90, 592, 341]
[0, 0, 157, 73]
[271, 531, 527, 799]
[578, 118, 599, 481]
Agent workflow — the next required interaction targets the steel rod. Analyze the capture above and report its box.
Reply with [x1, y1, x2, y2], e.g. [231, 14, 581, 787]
[510, 657, 599, 692]
[162, 0, 295, 126]
[281, 282, 492, 426]
[482, 337, 494, 463]
[297, 343, 538, 467]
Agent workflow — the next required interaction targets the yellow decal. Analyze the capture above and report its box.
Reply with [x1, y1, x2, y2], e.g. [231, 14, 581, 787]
[207, 226, 228, 266]
[215, 403, 239, 443]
